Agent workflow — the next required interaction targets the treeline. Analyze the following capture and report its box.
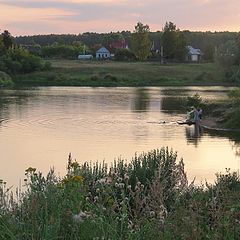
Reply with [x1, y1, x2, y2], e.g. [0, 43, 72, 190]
[15, 26, 239, 62]
[1, 21, 240, 87]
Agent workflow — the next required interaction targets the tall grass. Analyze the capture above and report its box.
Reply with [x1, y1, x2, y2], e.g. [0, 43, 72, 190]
[13, 61, 228, 87]
[1, 148, 240, 239]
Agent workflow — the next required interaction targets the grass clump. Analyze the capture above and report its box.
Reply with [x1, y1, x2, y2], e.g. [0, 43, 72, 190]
[1, 148, 240, 239]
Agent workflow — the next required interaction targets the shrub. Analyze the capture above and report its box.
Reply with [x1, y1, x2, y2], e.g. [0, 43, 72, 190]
[224, 106, 240, 129]
[115, 49, 136, 61]
[0, 71, 13, 87]
[228, 87, 240, 104]
[0, 48, 46, 74]
[187, 93, 203, 108]
[42, 44, 84, 59]
[104, 73, 117, 81]
[225, 67, 240, 84]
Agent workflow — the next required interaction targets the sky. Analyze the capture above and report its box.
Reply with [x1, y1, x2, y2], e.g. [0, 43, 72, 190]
[0, 0, 240, 36]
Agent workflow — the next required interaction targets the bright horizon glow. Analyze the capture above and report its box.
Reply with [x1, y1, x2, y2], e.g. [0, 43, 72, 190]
[0, 0, 239, 36]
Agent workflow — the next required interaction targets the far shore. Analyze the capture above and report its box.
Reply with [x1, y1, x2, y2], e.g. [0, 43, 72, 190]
[11, 60, 236, 87]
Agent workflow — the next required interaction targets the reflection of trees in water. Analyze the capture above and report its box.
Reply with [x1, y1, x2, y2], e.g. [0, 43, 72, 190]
[203, 127, 240, 157]
[160, 96, 187, 113]
[132, 88, 150, 112]
[185, 125, 203, 147]
[231, 142, 240, 157]
[0, 90, 35, 127]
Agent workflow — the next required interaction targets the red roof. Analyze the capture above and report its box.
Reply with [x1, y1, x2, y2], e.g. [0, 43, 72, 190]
[109, 41, 128, 49]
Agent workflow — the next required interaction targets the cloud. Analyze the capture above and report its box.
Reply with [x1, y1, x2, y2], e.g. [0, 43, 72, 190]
[0, 0, 239, 35]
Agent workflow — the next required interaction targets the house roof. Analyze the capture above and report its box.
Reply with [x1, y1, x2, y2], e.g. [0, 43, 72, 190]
[96, 47, 110, 54]
[109, 41, 128, 49]
[187, 46, 202, 55]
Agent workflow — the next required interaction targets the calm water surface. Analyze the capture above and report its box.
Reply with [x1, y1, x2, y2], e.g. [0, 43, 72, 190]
[0, 87, 239, 186]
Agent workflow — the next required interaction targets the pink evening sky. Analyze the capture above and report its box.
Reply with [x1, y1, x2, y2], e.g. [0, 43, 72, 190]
[0, 0, 239, 36]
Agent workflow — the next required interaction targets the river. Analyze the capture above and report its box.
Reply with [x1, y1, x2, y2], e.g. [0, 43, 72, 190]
[0, 87, 239, 187]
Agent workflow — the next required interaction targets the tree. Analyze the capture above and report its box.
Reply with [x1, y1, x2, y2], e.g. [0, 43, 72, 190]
[175, 31, 187, 61]
[1, 30, 14, 49]
[161, 22, 187, 61]
[131, 22, 151, 61]
[236, 33, 240, 65]
[114, 49, 136, 61]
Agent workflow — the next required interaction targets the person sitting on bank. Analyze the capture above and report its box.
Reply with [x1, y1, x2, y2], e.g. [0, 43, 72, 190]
[187, 107, 196, 122]
[187, 106, 201, 124]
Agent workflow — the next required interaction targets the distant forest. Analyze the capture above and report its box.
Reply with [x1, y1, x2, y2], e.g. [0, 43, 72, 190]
[15, 31, 239, 61]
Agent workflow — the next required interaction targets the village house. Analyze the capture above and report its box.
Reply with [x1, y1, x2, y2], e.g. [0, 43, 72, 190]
[96, 47, 111, 59]
[109, 40, 128, 50]
[186, 46, 203, 62]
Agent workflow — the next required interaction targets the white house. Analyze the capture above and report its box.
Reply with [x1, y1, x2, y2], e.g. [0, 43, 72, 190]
[96, 47, 111, 59]
[186, 46, 203, 62]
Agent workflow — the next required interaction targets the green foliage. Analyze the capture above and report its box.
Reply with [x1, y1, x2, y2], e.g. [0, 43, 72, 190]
[224, 106, 240, 129]
[203, 44, 215, 61]
[230, 67, 240, 84]
[131, 22, 151, 61]
[1, 30, 14, 49]
[221, 88, 240, 129]
[12, 60, 226, 87]
[0, 48, 47, 74]
[228, 87, 240, 104]
[187, 93, 203, 108]
[216, 54, 236, 68]
[0, 71, 13, 87]
[161, 22, 187, 61]
[42, 44, 84, 59]
[1, 149, 240, 239]
[114, 49, 136, 61]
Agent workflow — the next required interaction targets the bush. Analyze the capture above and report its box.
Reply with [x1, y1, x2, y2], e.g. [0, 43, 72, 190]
[0, 48, 46, 74]
[0, 71, 13, 87]
[115, 49, 136, 61]
[228, 87, 240, 104]
[225, 67, 240, 84]
[224, 106, 240, 129]
[187, 93, 203, 108]
[42, 44, 84, 59]
[104, 73, 117, 81]
[43, 61, 52, 71]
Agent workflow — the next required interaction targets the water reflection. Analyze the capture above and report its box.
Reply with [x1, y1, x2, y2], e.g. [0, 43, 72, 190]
[160, 96, 186, 112]
[202, 128, 240, 157]
[132, 88, 150, 112]
[0, 87, 239, 187]
[231, 142, 240, 157]
[185, 125, 203, 147]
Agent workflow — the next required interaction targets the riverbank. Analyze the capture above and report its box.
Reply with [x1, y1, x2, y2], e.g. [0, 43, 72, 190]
[1, 148, 240, 239]
[12, 60, 232, 87]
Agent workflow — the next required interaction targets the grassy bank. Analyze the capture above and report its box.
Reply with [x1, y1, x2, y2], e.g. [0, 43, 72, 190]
[1, 148, 240, 239]
[12, 60, 231, 87]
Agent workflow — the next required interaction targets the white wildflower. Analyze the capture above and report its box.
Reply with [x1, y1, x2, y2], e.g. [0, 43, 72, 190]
[150, 211, 155, 217]
[72, 211, 90, 223]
